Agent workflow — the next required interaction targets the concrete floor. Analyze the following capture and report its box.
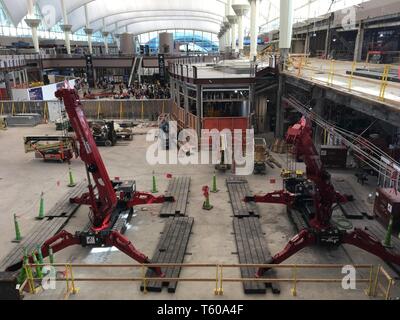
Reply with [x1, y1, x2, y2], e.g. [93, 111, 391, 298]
[0, 123, 399, 300]
[284, 58, 400, 108]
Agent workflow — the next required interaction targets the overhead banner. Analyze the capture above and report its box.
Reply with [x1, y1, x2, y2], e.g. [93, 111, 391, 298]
[85, 54, 95, 88]
[28, 87, 43, 101]
[158, 54, 166, 84]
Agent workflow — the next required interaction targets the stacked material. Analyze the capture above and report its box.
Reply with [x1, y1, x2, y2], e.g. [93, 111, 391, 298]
[6, 113, 42, 127]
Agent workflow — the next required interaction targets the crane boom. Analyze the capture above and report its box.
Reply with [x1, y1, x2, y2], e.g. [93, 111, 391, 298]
[55, 89, 117, 230]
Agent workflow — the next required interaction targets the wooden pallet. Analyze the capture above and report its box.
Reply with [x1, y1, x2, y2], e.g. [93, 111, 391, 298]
[140, 217, 194, 293]
[160, 177, 191, 217]
[332, 179, 374, 219]
[233, 217, 280, 294]
[226, 177, 259, 218]
[0, 182, 86, 272]
[46, 182, 87, 217]
[288, 208, 309, 231]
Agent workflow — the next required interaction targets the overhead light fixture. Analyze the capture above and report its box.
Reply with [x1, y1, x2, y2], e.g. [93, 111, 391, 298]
[379, 33, 384, 38]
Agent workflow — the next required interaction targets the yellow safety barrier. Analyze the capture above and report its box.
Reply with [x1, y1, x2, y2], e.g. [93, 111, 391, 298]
[43, 102, 49, 123]
[327, 59, 336, 86]
[284, 58, 400, 106]
[97, 101, 101, 119]
[379, 65, 390, 101]
[119, 101, 123, 120]
[20, 263, 395, 300]
[348, 61, 356, 91]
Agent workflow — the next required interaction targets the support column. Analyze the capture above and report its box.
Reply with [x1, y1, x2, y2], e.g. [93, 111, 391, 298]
[324, 14, 333, 59]
[227, 15, 238, 53]
[196, 84, 202, 138]
[84, 4, 93, 54]
[102, 18, 109, 55]
[275, 75, 285, 138]
[232, 3, 249, 55]
[248, 0, 260, 61]
[224, 21, 231, 52]
[231, 22, 237, 52]
[275, 0, 294, 138]
[102, 32, 110, 55]
[311, 87, 325, 146]
[24, 69, 28, 84]
[60, 0, 71, 55]
[304, 32, 310, 55]
[25, 0, 40, 54]
[61, 25, 72, 55]
[279, 0, 294, 63]
[218, 29, 226, 53]
[354, 21, 364, 62]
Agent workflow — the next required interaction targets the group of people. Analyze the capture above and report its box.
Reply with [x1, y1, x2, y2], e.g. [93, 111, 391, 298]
[74, 76, 171, 100]
[99, 79, 171, 100]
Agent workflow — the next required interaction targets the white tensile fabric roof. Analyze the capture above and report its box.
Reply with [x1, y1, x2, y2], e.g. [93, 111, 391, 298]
[2, 0, 372, 35]
[2, 0, 226, 34]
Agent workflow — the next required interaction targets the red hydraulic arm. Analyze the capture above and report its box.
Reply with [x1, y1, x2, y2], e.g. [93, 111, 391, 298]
[247, 116, 400, 277]
[55, 89, 117, 231]
[6, 87, 171, 276]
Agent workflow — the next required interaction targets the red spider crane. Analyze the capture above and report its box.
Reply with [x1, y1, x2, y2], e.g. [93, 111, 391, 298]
[7, 88, 173, 276]
[246, 116, 400, 277]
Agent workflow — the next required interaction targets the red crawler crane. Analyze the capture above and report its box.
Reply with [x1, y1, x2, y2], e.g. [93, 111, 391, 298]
[7, 88, 173, 276]
[246, 116, 400, 277]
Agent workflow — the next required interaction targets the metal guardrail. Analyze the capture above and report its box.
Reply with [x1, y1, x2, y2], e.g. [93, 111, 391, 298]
[284, 57, 400, 105]
[21, 263, 395, 300]
[0, 99, 172, 121]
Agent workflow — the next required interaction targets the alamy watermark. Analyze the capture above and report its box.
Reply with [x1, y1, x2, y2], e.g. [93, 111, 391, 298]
[145, 121, 255, 176]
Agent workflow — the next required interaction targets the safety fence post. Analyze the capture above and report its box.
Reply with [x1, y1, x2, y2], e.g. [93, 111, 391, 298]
[97, 101, 101, 119]
[141, 265, 148, 294]
[218, 265, 224, 296]
[366, 265, 374, 297]
[68, 264, 78, 295]
[25, 264, 35, 294]
[214, 265, 220, 295]
[348, 61, 356, 91]
[32, 252, 43, 280]
[372, 265, 381, 297]
[291, 265, 298, 297]
[379, 65, 390, 101]
[328, 60, 335, 86]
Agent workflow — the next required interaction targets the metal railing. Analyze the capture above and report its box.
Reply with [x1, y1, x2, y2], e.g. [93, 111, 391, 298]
[0, 99, 171, 121]
[20, 263, 396, 300]
[284, 57, 400, 105]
